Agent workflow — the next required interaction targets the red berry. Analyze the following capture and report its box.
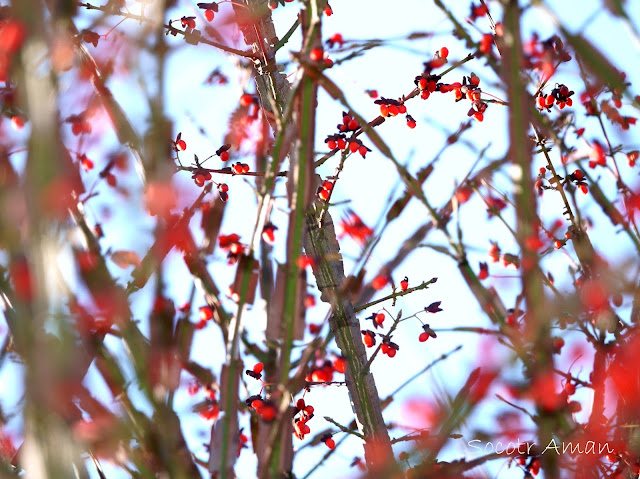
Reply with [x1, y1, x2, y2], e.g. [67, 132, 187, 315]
[199, 306, 214, 321]
[296, 398, 305, 410]
[407, 119, 416, 129]
[380, 104, 389, 117]
[552, 337, 565, 351]
[81, 157, 94, 171]
[318, 188, 330, 201]
[310, 48, 324, 62]
[219, 150, 230, 161]
[397, 105, 407, 114]
[194, 174, 205, 187]
[349, 141, 359, 153]
[253, 362, 264, 374]
[262, 226, 276, 244]
[375, 313, 385, 325]
[304, 405, 314, 415]
[439, 47, 449, 58]
[327, 140, 337, 149]
[388, 104, 399, 116]
[325, 438, 335, 449]
[106, 173, 117, 187]
[176, 139, 187, 151]
[473, 112, 484, 122]
[205, 9, 215, 21]
[400, 277, 408, 290]
[323, 4, 332, 15]
[322, 180, 334, 191]
[218, 183, 229, 192]
[387, 348, 396, 358]
[10, 115, 25, 130]
[372, 274, 388, 290]
[260, 405, 276, 421]
[419, 332, 429, 342]
[564, 382, 576, 395]
[268, 1, 277, 9]
[358, 145, 368, 157]
[347, 119, 359, 130]
[240, 93, 254, 107]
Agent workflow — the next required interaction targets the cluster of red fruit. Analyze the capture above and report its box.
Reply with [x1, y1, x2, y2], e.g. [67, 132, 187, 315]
[451, 74, 487, 121]
[536, 84, 574, 111]
[246, 395, 277, 421]
[305, 356, 345, 383]
[66, 113, 92, 136]
[323, 112, 371, 157]
[231, 162, 250, 175]
[180, 16, 196, 30]
[316, 179, 334, 201]
[336, 210, 374, 244]
[523, 33, 572, 79]
[380, 337, 399, 358]
[516, 456, 541, 476]
[293, 398, 315, 440]
[487, 245, 515, 270]
[218, 234, 246, 264]
[568, 169, 589, 194]
[309, 47, 333, 67]
[196, 305, 215, 329]
[196, 387, 220, 421]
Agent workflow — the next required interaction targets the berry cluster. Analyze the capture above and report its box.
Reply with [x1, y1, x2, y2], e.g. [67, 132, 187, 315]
[523, 33, 572, 78]
[305, 358, 343, 382]
[337, 210, 373, 244]
[309, 47, 333, 67]
[536, 84, 574, 111]
[380, 338, 399, 358]
[231, 162, 250, 175]
[568, 169, 589, 193]
[196, 305, 214, 329]
[375, 97, 416, 129]
[246, 395, 277, 421]
[316, 179, 334, 201]
[293, 398, 314, 440]
[218, 234, 246, 264]
[66, 113, 92, 136]
[323, 112, 371, 158]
